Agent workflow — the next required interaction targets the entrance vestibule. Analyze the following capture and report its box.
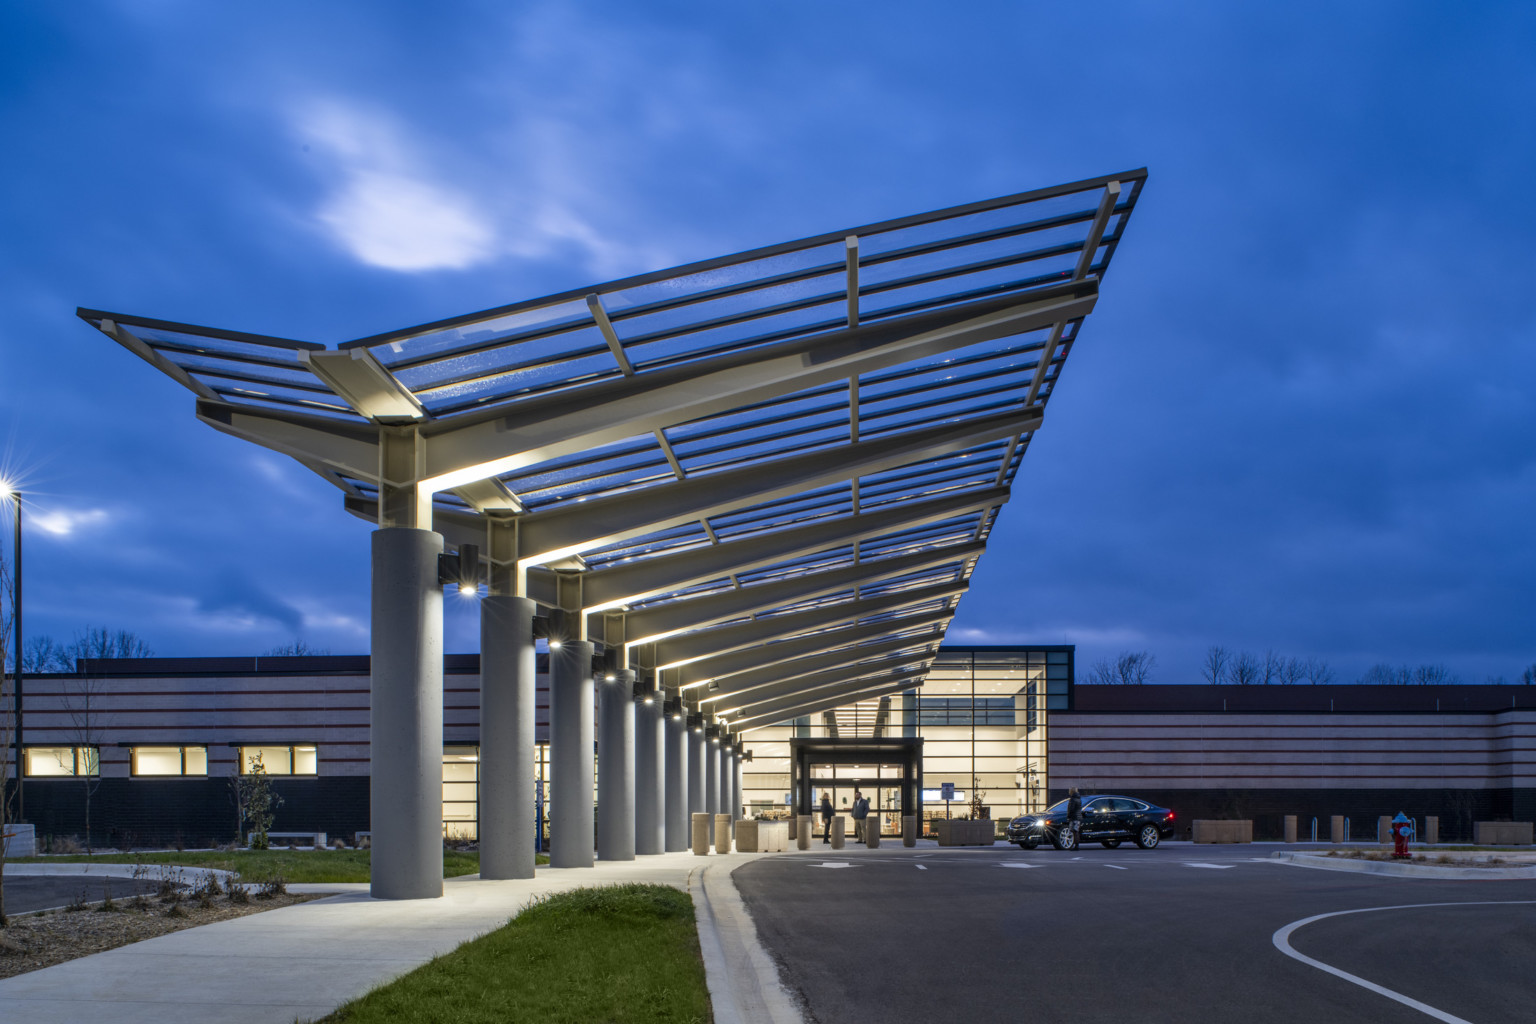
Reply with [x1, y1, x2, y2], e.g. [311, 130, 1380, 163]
[792, 738, 922, 837]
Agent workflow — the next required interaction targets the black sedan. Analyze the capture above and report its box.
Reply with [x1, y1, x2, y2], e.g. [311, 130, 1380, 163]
[1005, 795, 1175, 851]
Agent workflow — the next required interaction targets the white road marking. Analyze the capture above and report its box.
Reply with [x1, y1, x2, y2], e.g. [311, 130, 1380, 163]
[1184, 862, 1235, 869]
[1104, 864, 1128, 870]
[812, 862, 854, 869]
[915, 864, 927, 870]
[998, 862, 1037, 869]
[1071, 856, 1084, 861]
[1272, 901, 1536, 1023]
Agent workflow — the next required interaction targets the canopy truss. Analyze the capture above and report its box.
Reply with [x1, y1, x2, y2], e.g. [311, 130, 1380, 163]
[81, 169, 1145, 734]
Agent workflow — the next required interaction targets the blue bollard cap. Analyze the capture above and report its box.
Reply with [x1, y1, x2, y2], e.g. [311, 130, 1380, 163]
[1393, 812, 1411, 823]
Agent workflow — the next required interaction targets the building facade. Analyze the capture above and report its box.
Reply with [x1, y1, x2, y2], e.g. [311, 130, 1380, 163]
[7, 649, 1534, 848]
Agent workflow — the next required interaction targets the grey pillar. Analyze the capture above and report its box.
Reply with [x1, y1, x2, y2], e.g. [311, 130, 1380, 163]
[664, 708, 688, 852]
[635, 686, 665, 855]
[719, 744, 733, 822]
[688, 722, 707, 820]
[370, 528, 444, 900]
[705, 733, 720, 815]
[596, 671, 636, 862]
[550, 640, 595, 868]
[479, 595, 536, 879]
[732, 746, 743, 822]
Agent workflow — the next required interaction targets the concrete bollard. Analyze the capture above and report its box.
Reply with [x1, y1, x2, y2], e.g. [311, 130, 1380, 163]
[830, 816, 846, 849]
[1284, 815, 1297, 843]
[714, 813, 732, 854]
[1330, 815, 1345, 843]
[902, 815, 917, 847]
[1377, 815, 1392, 845]
[1426, 816, 1439, 845]
[691, 812, 712, 856]
[787, 813, 797, 841]
[867, 818, 880, 848]
[735, 819, 759, 853]
[797, 815, 811, 850]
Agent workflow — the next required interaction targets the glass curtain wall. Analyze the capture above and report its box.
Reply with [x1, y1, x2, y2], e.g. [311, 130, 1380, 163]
[738, 646, 1071, 833]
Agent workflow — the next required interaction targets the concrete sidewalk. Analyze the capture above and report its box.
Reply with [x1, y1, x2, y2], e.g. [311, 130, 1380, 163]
[0, 850, 801, 1024]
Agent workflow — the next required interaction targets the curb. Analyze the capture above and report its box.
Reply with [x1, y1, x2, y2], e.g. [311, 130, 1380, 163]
[690, 860, 804, 1024]
[4, 862, 236, 883]
[1271, 851, 1536, 880]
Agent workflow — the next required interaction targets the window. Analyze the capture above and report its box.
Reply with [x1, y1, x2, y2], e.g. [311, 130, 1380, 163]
[443, 745, 479, 840]
[131, 746, 208, 777]
[24, 746, 99, 777]
[917, 697, 1014, 726]
[239, 745, 318, 775]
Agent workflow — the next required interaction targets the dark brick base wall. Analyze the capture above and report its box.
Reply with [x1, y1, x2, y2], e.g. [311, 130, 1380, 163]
[9, 777, 370, 850]
[1045, 787, 1536, 842]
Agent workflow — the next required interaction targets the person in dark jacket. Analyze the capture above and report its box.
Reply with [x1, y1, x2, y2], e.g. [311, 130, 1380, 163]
[851, 789, 869, 842]
[820, 793, 834, 843]
[1066, 787, 1083, 845]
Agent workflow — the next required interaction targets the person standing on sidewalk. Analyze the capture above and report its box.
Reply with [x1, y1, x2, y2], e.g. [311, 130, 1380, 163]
[851, 789, 869, 842]
[819, 793, 834, 843]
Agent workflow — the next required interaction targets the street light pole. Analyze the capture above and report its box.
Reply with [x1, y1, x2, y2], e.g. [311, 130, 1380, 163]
[6, 486, 19, 821]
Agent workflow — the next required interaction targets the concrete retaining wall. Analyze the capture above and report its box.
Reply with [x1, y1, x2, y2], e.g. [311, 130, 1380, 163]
[1192, 819, 1252, 843]
[1474, 821, 1533, 845]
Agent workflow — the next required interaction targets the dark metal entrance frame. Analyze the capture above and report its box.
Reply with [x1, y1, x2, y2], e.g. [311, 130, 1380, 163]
[791, 737, 923, 822]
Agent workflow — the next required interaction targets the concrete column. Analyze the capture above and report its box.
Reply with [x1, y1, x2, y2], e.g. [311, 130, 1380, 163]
[634, 686, 664, 856]
[597, 670, 636, 862]
[551, 640, 595, 868]
[704, 733, 719, 815]
[732, 748, 742, 823]
[688, 724, 706, 820]
[664, 708, 688, 852]
[718, 744, 732, 826]
[478, 595, 536, 879]
[370, 528, 445, 900]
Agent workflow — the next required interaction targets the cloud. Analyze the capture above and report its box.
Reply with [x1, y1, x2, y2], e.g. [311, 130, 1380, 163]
[30, 507, 110, 536]
[195, 570, 305, 632]
[296, 100, 494, 271]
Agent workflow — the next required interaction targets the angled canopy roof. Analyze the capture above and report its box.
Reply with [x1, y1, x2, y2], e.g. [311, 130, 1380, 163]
[80, 168, 1145, 734]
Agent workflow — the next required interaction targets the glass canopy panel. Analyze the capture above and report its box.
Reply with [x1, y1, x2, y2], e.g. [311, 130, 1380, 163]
[364, 300, 592, 368]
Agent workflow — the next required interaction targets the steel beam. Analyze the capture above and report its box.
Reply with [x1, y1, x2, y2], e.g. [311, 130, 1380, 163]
[733, 678, 921, 731]
[674, 610, 952, 688]
[701, 645, 939, 707]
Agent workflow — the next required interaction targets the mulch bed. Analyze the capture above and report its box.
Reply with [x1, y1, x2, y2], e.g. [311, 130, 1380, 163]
[0, 886, 324, 979]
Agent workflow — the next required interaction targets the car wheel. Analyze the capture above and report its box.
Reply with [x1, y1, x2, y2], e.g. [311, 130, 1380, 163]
[1100, 840, 1122, 849]
[1050, 827, 1078, 851]
[1135, 824, 1161, 850]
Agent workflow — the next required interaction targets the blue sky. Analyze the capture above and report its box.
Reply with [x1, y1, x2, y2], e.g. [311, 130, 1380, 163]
[1, 1, 1532, 683]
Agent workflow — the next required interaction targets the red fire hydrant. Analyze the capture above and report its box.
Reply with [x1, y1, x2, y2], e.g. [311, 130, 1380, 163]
[1391, 812, 1413, 859]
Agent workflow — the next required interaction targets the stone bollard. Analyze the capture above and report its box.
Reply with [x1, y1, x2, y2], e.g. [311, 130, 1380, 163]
[1330, 815, 1345, 843]
[797, 815, 811, 850]
[902, 815, 917, 847]
[736, 819, 759, 853]
[692, 812, 712, 856]
[830, 816, 846, 849]
[714, 813, 732, 854]
[866, 818, 880, 848]
[1426, 816, 1439, 845]
[1377, 815, 1392, 845]
[787, 813, 798, 841]
[1283, 815, 1297, 843]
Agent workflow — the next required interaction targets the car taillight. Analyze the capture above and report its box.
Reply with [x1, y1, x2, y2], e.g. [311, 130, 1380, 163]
[1167, 811, 1174, 820]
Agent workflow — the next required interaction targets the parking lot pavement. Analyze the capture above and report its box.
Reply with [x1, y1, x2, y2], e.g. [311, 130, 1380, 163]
[734, 843, 1536, 1024]
[3, 875, 163, 914]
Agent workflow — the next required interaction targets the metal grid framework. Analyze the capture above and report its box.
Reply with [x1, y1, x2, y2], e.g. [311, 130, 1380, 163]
[79, 169, 1145, 734]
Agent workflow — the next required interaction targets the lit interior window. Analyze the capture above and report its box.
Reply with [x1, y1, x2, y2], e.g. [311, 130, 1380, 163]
[240, 745, 318, 775]
[131, 746, 209, 776]
[24, 746, 99, 777]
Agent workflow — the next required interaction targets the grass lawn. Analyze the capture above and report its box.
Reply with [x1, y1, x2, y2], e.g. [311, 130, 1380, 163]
[314, 884, 710, 1024]
[8, 849, 547, 884]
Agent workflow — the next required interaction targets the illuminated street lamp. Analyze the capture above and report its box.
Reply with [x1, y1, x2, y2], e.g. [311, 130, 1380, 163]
[0, 480, 21, 820]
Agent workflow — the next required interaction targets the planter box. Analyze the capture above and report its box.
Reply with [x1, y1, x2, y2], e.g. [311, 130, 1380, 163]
[1192, 819, 1252, 844]
[1474, 821, 1533, 845]
[935, 819, 996, 847]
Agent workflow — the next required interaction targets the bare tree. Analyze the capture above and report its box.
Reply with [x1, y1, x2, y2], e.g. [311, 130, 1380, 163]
[59, 672, 106, 853]
[1523, 663, 1536, 686]
[1230, 651, 1261, 686]
[1277, 657, 1306, 686]
[1412, 664, 1457, 685]
[1200, 646, 1229, 686]
[1358, 663, 1412, 685]
[1086, 651, 1156, 685]
[1259, 649, 1284, 686]
[1303, 657, 1334, 685]
[262, 638, 330, 656]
